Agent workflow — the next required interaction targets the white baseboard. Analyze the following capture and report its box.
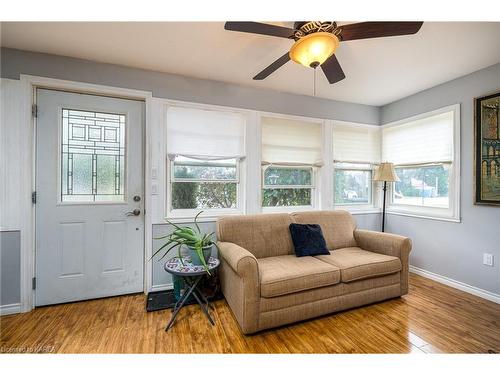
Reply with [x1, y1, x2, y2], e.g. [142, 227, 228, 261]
[150, 283, 173, 292]
[0, 303, 21, 316]
[410, 265, 500, 304]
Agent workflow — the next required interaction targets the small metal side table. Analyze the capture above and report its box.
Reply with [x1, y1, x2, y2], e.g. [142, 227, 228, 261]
[163, 256, 220, 332]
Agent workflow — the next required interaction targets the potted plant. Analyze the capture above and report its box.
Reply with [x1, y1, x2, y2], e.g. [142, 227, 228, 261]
[152, 211, 218, 274]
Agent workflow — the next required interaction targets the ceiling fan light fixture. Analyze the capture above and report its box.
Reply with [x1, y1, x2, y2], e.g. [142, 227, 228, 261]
[289, 32, 339, 68]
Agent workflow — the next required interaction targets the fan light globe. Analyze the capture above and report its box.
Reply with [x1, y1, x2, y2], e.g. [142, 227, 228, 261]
[289, 32, 340, 68]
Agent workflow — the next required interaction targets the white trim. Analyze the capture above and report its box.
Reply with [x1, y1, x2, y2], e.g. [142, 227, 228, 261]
[0, 303, 21, 316]
[410, 265, 500, 304]
[19, 74, 153, 313]
[150, 283, 174, 292]
[246, 111, 262, 215]
[384, 104, 461, 222]
[321, 120, 334, 210]
[262, 205, 315, 213]
[347, 208, 382, 215]
[20, 75, 151, 100]
[387, 211, 461, 223]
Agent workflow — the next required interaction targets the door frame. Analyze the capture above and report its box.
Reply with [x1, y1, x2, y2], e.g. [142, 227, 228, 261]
[19, 74, 153, 312]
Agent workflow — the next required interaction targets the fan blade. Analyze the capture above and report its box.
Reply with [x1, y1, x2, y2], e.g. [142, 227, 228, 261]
[321, 54, 346, 84]
[225, 22, 296, 39]
[339, 22, 423, 41]
[253, 53, 290, 80]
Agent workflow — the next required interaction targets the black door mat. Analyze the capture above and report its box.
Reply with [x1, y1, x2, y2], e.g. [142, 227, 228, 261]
[146, 289, 224, 312]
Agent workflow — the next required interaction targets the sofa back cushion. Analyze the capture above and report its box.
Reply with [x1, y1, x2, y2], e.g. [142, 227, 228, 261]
[216, 213, 295, 259]
[291, 210, 357, 250]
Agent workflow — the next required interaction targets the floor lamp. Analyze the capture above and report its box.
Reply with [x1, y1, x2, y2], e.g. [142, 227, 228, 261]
[374, 162, 400, 232]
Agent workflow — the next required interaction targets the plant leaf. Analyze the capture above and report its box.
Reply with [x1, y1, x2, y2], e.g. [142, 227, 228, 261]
[151, 241, 180, 261]
[194, 210, 203, 234]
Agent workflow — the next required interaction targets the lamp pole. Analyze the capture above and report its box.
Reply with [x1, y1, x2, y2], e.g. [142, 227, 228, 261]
[374, 162, 399, 233]
[381, 181, 387, 232]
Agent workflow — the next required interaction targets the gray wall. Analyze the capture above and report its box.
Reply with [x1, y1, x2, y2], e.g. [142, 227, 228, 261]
[381, 63, 500, 295]
[1, 48, 379, 125]
[0, 47, 381, 298]
[0, 231, 21, 305]
[152, 214, 380, 287]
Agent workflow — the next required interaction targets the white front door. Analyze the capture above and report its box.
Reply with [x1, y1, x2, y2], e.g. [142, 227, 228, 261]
[35, 89, 144, 306]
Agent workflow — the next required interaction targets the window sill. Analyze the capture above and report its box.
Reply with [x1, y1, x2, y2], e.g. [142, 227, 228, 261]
[164, 209, 244, 224]
[262, 205, 315, 214]
[386, 210, 461, 223]
[334, 206, 381, 215]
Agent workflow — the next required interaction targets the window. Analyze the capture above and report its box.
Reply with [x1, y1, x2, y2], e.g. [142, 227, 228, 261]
[171, 157, 238, 209]
[393, 164, 450, 208]
[334, 164, 372, 205]
[382, 105, 460, 220]
[262, 166, 313, 207]
[166, 105, 246, 216]
[61, 109, 125, 203]
[332, 122, 380, 208]
[261, 116, 322, 209]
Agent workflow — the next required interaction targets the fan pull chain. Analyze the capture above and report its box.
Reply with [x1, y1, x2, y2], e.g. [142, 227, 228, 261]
[313, 68, 316, 97]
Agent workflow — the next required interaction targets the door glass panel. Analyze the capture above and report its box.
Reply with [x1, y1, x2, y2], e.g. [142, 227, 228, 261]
[72, 154, 92, 194]
[61, 109, 126, 202]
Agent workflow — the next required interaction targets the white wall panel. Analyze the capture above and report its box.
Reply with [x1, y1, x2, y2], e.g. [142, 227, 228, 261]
[0, 78, 26, 231]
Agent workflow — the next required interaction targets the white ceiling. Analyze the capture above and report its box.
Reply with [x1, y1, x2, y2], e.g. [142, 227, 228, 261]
[1, 22, 500, 106]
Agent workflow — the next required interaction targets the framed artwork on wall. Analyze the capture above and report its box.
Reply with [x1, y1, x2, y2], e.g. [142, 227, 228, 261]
[474, 91, 500, 205]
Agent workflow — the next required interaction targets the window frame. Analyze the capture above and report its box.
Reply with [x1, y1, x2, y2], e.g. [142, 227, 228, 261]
[384, 104, 461, 222]
[167, 156, 245, 219]
[261, 164, 317, 212]
[333, 162, 376, 209]
[258, 111, 325, 213]
[391, 162, 452, 209]
[163, 101, 249, 220]
[57, 105, 129, 206]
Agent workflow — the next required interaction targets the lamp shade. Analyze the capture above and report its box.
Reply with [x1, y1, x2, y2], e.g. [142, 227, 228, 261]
[289, 32, 339, 68]
[374, 162, 400, 182]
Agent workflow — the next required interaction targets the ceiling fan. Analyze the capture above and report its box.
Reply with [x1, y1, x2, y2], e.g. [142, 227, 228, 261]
[224, 21, 424, 84]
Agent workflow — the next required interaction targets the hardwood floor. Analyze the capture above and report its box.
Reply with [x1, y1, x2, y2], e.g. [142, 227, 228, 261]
[1, 274, 499, 354]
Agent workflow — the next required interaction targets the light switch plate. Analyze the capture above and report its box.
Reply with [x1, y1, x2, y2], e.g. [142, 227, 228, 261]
[483, 253, 494, 267]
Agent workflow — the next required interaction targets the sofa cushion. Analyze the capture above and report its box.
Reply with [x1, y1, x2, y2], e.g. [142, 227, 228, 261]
[315, 247, 402, 282]
[217, 213, 295, 259]
[289, 223, 329, 257]
[291, 210, 357, 250]
[258, 255, 341, 298]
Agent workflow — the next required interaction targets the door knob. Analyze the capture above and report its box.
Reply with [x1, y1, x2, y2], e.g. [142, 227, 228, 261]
[126, 208, 141, 216]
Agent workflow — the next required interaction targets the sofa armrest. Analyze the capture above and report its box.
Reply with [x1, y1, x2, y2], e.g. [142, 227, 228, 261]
[354, 229, 412, 258]
[217, 241, 258, 278]
[217, 241, 260, 334]
[353, 229, 412, 295]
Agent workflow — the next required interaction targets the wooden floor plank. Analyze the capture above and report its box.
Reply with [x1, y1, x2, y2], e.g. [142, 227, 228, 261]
[1, 274, 499, 354]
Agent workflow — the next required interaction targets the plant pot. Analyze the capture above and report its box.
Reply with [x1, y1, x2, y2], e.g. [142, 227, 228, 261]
[187, 245, 212, 266]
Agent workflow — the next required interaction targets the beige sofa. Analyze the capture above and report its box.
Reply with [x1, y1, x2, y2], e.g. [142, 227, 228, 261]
[216, 210, 412, 334]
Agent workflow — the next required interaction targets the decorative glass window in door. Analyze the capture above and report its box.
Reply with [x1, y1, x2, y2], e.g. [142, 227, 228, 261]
[61, 109, 126, 202]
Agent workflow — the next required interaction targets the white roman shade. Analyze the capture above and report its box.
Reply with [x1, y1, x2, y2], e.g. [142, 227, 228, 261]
[166, 105, 246, 160]
[382, 111, 454, 165]
[332, 122, 381, 163]
[261, 116, 323, 166]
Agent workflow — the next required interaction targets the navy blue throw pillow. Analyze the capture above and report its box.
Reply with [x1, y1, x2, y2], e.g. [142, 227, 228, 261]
[289, 223, 329, 257]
